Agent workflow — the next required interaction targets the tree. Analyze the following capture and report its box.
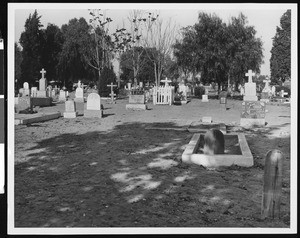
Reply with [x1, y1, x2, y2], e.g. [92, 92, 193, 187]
[226, 13, 264, 88]
[19, 10, 44, 87]
[58, 17, 93, 88]
[144, 15, 178, 85]
[270, 10, 291, 84]
[40, 23, 64, 82]
[15, 43, 23, 89]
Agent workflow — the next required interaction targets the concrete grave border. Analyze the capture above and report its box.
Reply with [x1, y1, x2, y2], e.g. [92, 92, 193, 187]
[182, 133, 253, 167]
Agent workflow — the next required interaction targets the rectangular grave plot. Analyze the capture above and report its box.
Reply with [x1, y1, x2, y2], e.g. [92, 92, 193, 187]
[196, 134, 242, 155]
[182, 133, 253, 167]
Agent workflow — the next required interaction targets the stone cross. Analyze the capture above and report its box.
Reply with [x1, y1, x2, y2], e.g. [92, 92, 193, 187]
[107, 82, 117, 102]
[40, 68, 46, 79]
[161, 78, 172, 87]
[245, 70, 255, 83]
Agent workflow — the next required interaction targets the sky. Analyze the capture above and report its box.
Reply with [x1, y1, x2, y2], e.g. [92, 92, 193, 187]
[9, 3, 296, 76]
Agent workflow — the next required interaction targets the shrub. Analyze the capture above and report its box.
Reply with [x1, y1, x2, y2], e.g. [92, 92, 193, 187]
[275, 86, 290, 96]
[194, 86, 205, 98]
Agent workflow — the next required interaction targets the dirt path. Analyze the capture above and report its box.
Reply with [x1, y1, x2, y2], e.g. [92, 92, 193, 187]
[14, 98, 291, 228]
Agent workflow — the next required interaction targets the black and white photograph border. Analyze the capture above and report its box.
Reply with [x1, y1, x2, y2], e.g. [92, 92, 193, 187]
[7, 2, 298, 235]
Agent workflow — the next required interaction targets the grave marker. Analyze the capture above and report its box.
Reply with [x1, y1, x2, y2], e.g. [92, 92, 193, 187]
[84, 93, 103, 118]
[63, 100, 77, 118]
[161, 78, 172, 87]
[37, 68, 47, 97]
[243, 70, 258, 101]
[23, 82, 30, 96]
[240, 101, 266, 127]
[202, 116, 212, 123]
[107, 82, 117, 104]
[261, 150, 283, 219]
[202, 94, 209, 102]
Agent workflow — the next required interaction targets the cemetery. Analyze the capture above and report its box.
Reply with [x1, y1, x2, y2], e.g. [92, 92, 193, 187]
[14, 70, 291, 228]
[11, 6, 294, 232]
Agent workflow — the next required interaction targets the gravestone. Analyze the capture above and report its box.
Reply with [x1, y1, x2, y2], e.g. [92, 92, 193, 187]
[107, 82, 117, 104]
[59, 90, 67, 102]
[84, 93, 103, 118]
[161, 78, 172, 87]
[240, 101, 266, 127]
[23, 82, 30, 96]
[262, 77, 271, 94]
[15, 96, 32, 114]
[202, 116, 212, 123]
[31, 87, 38, 97]
[271, 86, 276, 96]
[243, 70, 258, 101]
[63, 100, 77, 118]
[202, 94, 209, 102]
[203, 129, 225, 155]
[126, 94, 147, 110]
[261, 150, 283, 219]
[37, 68, 47, 97]
[75, 87, 84, 102]
[74, 86, 84, 115]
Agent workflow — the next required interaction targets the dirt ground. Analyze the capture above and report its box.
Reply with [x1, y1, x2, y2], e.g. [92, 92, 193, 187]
[13, 96, 291, 229]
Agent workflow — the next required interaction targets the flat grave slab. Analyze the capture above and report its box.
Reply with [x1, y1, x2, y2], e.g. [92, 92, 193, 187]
[182, 133, 253, 167]
[187, 122, 227, 134]
[15, 112, 61, 125]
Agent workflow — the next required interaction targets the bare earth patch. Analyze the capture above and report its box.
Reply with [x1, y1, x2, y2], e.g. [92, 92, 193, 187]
[14, 98, 291, 228]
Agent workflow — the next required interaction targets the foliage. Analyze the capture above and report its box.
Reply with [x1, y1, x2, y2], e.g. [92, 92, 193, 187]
[270, 10, 291, 84]
[58, 18, 94, 88]
[275, 85, 290, 96]
[15, 43, 23, 88]
[173, 12, 264, 91]
[19, 10, 44, 87]
[97, 66, 117, 97]
[40, 24, 64, 82]
[194, 86, 206, 98]
[120, 47, 158, 85]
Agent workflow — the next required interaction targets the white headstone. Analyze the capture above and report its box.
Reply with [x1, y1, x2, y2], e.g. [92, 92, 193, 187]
[31, 87, 38, 97]
[262, 77, 271, 93]
[127, 83, 131, 90]
[202, 116, 212, 123]
[75, 87, 84, 99]
[63, 100, 77, 118]
[87, 93, 101, 110]
[59, 90, 66, 101]
[271, 86, 276, 96]
[23, 82, 30, 96]
[202, 94, 209, 102]
[39, 68, 47, 91]
[243, 69, 257, 101]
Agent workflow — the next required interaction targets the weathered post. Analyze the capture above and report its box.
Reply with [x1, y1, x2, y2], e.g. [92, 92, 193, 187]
[261, 149, 283, 219]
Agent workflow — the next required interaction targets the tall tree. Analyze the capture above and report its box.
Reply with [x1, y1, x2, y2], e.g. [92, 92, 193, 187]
[226, 13, 264, 88]
[144, 15, 178, 85]
[58, 17, 93, 87]
[15, 43, 23, 89]
[270, 9, 291, 84]
[40, 23, 64, 82]
[19, 10, 44, 87]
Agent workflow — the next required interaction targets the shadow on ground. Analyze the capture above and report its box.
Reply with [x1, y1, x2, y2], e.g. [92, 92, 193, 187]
[14, 122, 290, 228]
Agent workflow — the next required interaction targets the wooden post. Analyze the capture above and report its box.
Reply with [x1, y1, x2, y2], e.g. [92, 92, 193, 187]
[261, 149, 283, 219]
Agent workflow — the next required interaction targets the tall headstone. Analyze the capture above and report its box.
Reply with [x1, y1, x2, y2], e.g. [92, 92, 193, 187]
[37, 68, 47, 97]
[63, 100, 78, 118]
[84, 93, 103, 118]
[23, 82, 30, 96]
[75, 87, 84, 102]
[31, 87, 38, 97]
[243, 70, 257, 101]
[59, 90, 67, 101]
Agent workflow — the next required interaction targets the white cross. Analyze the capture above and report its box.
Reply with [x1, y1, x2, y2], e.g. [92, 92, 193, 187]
[161, 77, 172, 86]
[40, 68, 46, 79]
[245, 70, 255, 83]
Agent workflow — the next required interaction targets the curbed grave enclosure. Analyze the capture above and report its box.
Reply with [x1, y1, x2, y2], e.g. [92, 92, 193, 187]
[182, 133, 253, 167]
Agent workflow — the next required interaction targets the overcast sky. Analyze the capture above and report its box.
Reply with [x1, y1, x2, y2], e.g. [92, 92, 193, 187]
[9, 3, 296, 76]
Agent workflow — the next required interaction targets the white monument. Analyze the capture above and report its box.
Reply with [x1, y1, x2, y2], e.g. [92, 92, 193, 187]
[243, 70, 257, 101]
[37, 68, 47, 97]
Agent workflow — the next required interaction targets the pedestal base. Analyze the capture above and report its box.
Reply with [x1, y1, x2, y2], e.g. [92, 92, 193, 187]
[243, 95, 258, 101]
[84, 109, 103, 118]
[63, 111, 78, 118]
[126, 104, 147, 110]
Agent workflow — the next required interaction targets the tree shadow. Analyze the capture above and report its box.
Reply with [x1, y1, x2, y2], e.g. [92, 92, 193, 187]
[14, 121, 290, 228]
